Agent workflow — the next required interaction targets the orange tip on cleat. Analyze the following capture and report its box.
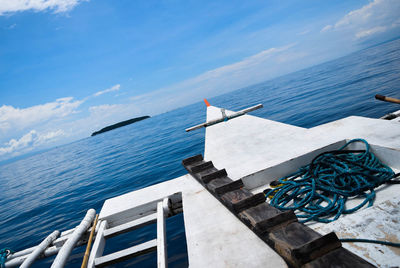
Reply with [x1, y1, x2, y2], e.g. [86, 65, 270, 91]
[204, 99, 210, 107]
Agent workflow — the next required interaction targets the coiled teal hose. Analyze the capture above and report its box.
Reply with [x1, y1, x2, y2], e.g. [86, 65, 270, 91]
[0, 248, 13, 268]
[265, 139, 396, 223]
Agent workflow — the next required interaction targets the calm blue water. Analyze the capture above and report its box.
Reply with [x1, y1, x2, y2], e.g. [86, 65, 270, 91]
[0, 38, 399, 267]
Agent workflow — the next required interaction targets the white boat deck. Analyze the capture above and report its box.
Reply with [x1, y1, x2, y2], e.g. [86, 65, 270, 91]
[100, 175, 287, 267]
[99, 105, 400, 267]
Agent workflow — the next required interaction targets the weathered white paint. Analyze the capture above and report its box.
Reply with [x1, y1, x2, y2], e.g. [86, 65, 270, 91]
[157, 199, 168, 268]
[204, 106, 307, 181]
[203, 105, 400, 266]
[87, 220, 108, 268]
[97, 174, 288, 267]
[181, 176, 288, 268]
[381, 109, 400, 120]
[51, 209, 96, 268]
[5, 225, 95, 267]
[103, 213, 157, 238]
[20, 230, 60, 268]
[250, 141, 400, 194]
[99, 179, 184, 227]
[204, 106, 400, 182]
[314, 196, 400, 267]
[243, 140, 348, 190]
[94, 239, 157, 267]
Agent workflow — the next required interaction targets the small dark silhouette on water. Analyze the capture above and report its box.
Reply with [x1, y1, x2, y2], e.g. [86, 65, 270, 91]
[91, 116, 150, 136]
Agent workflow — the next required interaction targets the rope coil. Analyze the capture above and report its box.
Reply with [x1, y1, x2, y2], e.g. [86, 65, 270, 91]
[0, 248, 14, 268]
[265, 139, 396, 223]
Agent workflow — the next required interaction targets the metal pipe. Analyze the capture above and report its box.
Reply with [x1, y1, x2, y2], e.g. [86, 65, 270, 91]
[157, 199, 169, 268]
[20, 230, 60, 268]
[186, 104, 263, 132]
[5, 236, 90, 267]
[6, 225, 96, 261]
[51, 209, 96, 268]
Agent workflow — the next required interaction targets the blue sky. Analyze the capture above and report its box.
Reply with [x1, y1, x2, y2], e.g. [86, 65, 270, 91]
[1, 0, 400, 160]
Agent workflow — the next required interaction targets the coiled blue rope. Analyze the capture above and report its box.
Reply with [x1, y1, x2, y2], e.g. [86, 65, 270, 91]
[0, 248, 13, 268]
[265, 139, 396, 223]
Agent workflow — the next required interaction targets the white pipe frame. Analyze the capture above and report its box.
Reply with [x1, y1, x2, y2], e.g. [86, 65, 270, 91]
[20, 230, 60, 268]
[51, 209, 96, 268]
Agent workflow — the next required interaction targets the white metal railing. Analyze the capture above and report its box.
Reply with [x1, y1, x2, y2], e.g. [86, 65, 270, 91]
[5, 196, 175, 267]
[20, 230, 60, 268]
[185, 104, 263, 132]
[88, 197, 170, 268]
[51, 209, 96, 268]
[5, 210, 97, 268]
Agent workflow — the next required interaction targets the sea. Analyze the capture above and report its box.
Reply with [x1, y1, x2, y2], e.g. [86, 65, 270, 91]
[0, 38, 399, 267]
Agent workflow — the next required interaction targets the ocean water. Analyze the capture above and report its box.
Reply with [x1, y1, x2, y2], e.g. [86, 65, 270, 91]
[0, 38, 399, 267]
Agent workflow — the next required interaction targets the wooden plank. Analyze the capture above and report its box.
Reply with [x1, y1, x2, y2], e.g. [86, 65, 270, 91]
[190, 161, 214, 173]
[94, 239, 157, 267]
[157, 201, 167, 268]
[238, 203, 297, 234]
[291, 232, 341, 264]
[209, 179, 243, 195]
[220, 190, 266, 213]
[206, 177, 234, 193]
[200, 169, 228, 184]
[267, 222, 325, 267]
[182, 155, 203, 166]
[302, 247, 376, 268]
[103, 213, 157, 238]
[197, 168, 219, 178]
[268, 222, 321, 248]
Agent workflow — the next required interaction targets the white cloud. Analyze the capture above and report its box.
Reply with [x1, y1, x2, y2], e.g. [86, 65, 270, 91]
[355, 25, 387, 39]
[94, 84, 121, 97]
[0, 0, 87, 15]
[173, 43, 296, 89]
[0, 84, 128, 160]
[87, 103, 142, 126]
[297, 29, 310, 36]
[320, 25, 332, 33]
[0, 97, 83, 132]
[36, 129, 64, 143]
[89, 104, 121, 115]
[0, 129, 64, 156]
[320, 0, 400, 38]
[127, 43, 312, 115]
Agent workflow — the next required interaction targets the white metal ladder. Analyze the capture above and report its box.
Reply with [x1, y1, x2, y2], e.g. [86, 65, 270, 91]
[87, 198, 170, 268]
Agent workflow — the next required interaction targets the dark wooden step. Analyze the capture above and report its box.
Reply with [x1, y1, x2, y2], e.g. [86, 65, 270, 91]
[182, 154, 375, 268]
[208, 178, 244, 195]
[302, 247, 375, 268]
[239, 203, 297, 234]
[267, 222, 343, 267]
[200, 169, 228, 184]
[292, 232, 341, 264]
[182, 154, 203, 166]
[190, 161, 214, 173]
[220, 191, 265, 213]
